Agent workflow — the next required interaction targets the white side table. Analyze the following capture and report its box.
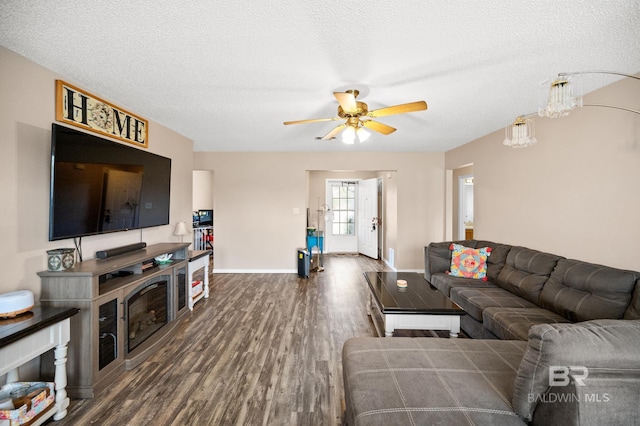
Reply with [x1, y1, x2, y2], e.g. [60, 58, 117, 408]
[0, 307, 79, 422]
[188, 250, 210, 310]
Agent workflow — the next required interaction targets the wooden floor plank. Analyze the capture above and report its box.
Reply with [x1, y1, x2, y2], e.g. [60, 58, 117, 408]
[52, 254, 389, 425]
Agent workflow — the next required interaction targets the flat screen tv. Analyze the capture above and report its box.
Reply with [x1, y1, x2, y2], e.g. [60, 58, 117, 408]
[49, 123, 171, 241]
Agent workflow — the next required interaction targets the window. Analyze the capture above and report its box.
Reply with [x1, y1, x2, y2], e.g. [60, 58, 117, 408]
[331, 182, 356, 235]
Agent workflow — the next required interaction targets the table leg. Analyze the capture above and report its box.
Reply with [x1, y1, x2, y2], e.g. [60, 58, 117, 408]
[449, 317, 461, 338]
[53, 343, 70, 420]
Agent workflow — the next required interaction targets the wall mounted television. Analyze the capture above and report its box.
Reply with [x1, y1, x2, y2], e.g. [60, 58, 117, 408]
[49, 123, 171, 241]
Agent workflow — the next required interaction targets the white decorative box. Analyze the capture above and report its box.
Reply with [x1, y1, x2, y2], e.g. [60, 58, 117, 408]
[46, 249, 75, 271]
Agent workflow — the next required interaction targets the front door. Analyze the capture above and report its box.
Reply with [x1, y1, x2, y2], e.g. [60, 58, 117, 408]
[358, 178, 378, 259]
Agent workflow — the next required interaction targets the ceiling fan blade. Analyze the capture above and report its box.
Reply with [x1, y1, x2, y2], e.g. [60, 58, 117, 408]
[283, 117, 340, 125]
[361, 120, 396, 135]
[321, 124, 347, 140]
[334, 92, 357, 114]
[368, 101, 428, 118]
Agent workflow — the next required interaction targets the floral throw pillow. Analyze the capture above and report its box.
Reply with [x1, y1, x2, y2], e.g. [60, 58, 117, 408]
[447, 243, 492, 280]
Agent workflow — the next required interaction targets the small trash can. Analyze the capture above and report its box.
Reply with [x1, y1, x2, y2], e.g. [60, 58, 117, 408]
[297, 248, 310, 278]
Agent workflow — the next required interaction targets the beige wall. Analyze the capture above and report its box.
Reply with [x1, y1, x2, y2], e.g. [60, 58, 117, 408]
[0, 46, 194, 300]
[445, 75, 640, 270]
[193, 152, 445, 271]
[5, 42, 637, 294]
[193, 170, 214, 211]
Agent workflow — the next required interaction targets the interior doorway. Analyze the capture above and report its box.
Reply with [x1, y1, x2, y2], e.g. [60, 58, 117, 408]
[192, 170, 214, 252]
[448, 164, 474, 240]
[309, 171, 395, 267]
[458, 174, 474, 239]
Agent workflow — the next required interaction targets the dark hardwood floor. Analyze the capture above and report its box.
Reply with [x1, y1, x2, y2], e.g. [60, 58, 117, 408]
[54, 254, 390, 425]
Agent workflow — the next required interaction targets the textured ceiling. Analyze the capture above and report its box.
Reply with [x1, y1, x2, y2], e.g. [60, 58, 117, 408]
[1, 1, 639, 152]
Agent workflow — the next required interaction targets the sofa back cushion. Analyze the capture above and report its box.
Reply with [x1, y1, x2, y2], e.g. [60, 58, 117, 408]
[424, 240, 510, 284]
[475, 240, 511, 283]
[496, 246, 563, 304]
[539, 259, 638, 322]
[512, 319, 640, 422]
[624, 278, 640, 320]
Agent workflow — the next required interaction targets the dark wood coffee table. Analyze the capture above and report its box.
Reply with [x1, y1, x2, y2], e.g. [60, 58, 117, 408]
[364, 271, 465, 337]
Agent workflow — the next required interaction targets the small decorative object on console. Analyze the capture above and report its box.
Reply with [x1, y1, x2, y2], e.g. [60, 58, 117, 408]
[0, 290, 34, 318]
[46, 248, 75, 271]
[154, 253, 173, 264]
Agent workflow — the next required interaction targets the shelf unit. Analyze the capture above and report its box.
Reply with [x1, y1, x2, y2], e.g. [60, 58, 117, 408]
[38, 242, 190, 399]
[188, 250, 210, 310]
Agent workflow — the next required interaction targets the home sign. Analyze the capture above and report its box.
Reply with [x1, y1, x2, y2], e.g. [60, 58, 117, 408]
[55, 80, 149, 148]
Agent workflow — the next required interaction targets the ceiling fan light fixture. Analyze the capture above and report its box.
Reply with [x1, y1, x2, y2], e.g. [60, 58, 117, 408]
[342, 126, 356, 144]
[356, 126, 370, 142]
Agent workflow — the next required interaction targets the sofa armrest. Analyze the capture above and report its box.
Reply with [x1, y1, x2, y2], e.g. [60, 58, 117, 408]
[531, 370, 640, 426]
[512, 319, 640, 422]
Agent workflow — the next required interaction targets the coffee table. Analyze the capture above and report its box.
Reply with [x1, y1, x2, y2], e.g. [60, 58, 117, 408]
[364, 271, 465, 337]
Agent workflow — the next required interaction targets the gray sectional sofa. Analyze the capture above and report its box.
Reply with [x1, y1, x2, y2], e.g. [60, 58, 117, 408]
[343, 319, 640, 425]
[342, 241, 640, 425]
[424, 240, 640, 339]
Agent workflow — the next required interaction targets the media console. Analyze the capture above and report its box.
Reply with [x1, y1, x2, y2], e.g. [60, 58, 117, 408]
[38, 242, 190, 399]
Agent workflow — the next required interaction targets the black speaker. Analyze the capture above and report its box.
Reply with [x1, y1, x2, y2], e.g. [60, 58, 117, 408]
[96, 242, 147, 259]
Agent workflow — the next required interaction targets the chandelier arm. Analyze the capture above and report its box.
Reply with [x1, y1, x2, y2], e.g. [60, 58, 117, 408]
[558, 71, 640, 81]
[583, 104, 640, 115]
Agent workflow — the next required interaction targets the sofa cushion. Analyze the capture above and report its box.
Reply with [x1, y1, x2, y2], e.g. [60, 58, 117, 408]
[624, 278, 640, 319]
[448, 243, 491, 280]
[431, 272, 498, 297]
[343, 337, 528, 425]
[496, 246, 563, 304]
[482, 307, 570, 340]
[475, 240, 512, 283]
[512, 319, 640, 422]
[539, 259, 639, 322]
[451, 287, 537, 322]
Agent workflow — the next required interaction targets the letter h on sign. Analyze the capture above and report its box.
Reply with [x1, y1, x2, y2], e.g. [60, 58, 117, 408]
[63, 87, 89, 125]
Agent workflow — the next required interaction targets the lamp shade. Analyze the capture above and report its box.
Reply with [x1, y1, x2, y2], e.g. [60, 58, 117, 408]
[356, 127, 370, 142]
[341, 126, 356, 144]
[173, 221, 189, 236]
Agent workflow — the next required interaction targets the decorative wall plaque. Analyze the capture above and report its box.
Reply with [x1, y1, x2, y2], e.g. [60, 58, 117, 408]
[55, 80, 149, 148]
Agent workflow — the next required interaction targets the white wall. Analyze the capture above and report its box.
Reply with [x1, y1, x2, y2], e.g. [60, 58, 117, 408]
[446, 75, 640, 270]
[0, 46, 194, 300]
[194, 152, 445, 272]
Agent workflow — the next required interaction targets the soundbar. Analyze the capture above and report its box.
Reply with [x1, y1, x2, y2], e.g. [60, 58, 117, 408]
[96, 242, 147, 259]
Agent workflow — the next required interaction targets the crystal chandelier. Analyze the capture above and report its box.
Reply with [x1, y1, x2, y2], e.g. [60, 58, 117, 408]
[503, 116, 537, 148]
[539, 75, 582, 118]
[539, 71, 640, 118]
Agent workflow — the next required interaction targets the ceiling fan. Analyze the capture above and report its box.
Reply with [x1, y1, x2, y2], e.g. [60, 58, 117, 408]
[283, 89, 428, 143]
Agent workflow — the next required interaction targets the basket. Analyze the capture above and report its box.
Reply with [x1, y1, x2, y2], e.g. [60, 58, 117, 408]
[0, 382, 55, 426]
